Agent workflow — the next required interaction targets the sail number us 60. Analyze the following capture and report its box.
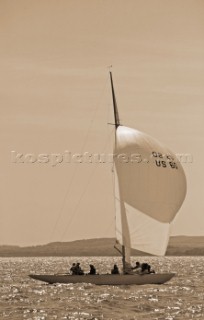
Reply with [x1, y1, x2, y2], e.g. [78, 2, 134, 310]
[152, 151, 178, 169]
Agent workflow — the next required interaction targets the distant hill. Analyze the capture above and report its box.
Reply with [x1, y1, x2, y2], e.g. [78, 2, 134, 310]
[167, 236, 204, 256]
[0, 236, 204, 257]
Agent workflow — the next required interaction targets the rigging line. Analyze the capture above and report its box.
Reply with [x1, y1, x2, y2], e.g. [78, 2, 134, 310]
[60, 165, 97, 241]
[60, 126, 115, 241]
[101, 166, 116, 238]
[49, 77, 109, 241]
[103, 217, 115, 238]
[98, 103, 116, 239]
[60, 127, 115, 240]
[49, 163, 78, 240]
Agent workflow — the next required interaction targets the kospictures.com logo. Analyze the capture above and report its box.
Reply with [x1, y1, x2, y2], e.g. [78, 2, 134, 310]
[10, 150, 193, 167]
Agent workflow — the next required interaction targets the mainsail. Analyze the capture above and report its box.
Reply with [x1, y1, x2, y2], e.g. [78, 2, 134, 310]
[110, 72, 187, 265]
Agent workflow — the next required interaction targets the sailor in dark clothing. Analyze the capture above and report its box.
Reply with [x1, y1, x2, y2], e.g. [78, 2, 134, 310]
[147, 264, 155, 274]
[140, 263, 155, 274]
[75, 262, 84, 275]
[88, 264, 96, 275]
[141, 263, 149, 274]
[70, 263, 77, 275]
[111, 264, 119, 274]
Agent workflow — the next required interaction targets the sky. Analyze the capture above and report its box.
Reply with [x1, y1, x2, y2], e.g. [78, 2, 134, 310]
[0, 0, 204, 246]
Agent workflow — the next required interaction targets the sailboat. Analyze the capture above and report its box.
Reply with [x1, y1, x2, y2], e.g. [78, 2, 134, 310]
[29, 72, 186, 285]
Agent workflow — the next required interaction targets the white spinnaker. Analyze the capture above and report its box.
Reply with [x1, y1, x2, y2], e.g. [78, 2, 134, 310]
[114, 126, 186, 256]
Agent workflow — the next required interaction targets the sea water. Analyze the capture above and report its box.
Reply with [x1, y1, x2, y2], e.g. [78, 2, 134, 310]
[0, 256, 203, 320]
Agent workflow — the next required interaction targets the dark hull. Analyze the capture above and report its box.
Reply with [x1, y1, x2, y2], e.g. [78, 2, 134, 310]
[29, 273, 175, 285]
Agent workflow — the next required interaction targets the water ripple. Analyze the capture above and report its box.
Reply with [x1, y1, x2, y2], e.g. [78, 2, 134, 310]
[0, 257, 204, 319]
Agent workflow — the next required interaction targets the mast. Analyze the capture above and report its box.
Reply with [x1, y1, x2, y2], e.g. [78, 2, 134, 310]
[109, 72, 120, 128]
[110, 71, 127, 273]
